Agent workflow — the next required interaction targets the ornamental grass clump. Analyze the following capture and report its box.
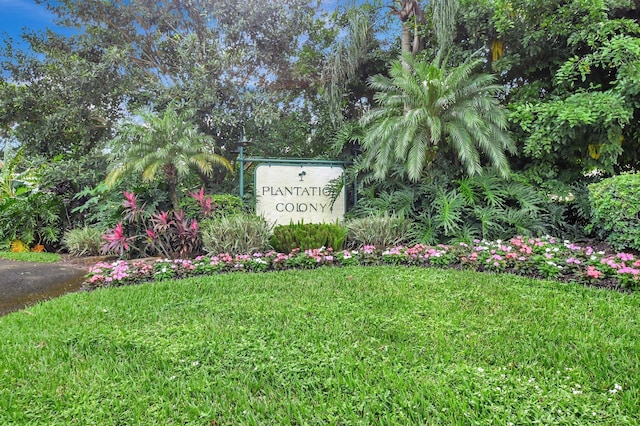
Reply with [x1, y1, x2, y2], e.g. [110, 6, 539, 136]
[200, 214, 272, 255]
[345, 214, 410, 248]
[63, 226, 104, 256]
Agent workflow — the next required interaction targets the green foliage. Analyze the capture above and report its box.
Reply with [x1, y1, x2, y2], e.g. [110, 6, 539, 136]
[182, 193, 245, 219]
[63, 227, 105, 257]
[428, 174, 549, 242]
[511, 92, 631, 181]
[200, 215, 272, 255]
[0, 251, 61, 263]
[355, 170, 552, 244]
[588, 172, 640, 251]
[106, 104, 233, 211]
[72, 180, 170, 229]
[209, 194, 245, 217]
[1, 0, 326, 162]
[360, 52, 515, 181]
[270, 222, 347, 253]
[0, 191, 63, 250]
[0, 36, 126, 159]
[503, 2, 640, 183]
[345, 214, 411, 248]
[0, 148, 38, 202]
[34, 153, 110, 229]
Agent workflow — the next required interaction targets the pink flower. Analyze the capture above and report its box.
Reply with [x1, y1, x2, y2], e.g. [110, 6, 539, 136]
[587, 266, 603, 279]
[617, 253, 635, 262]
[618, 267, 639, 276]
[363, 245, 376, 254]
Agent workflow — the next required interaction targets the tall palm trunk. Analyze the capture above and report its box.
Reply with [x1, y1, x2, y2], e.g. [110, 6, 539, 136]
[164, 163, 180, 211]
[394, 0, 424, 57]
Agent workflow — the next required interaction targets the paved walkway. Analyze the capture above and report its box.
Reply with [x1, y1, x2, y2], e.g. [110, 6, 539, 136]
[0, 259, 88, 316]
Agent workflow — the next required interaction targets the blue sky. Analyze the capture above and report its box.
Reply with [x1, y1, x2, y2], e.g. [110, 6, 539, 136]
[0, 0, 59, 46]
[0, 0, 346, 46]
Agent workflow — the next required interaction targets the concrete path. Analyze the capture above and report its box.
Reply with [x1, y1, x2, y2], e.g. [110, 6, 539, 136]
[0, 259, 88, 316]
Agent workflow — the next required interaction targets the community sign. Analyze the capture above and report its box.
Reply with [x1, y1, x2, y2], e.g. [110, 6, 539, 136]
[255, 164, 346, 225]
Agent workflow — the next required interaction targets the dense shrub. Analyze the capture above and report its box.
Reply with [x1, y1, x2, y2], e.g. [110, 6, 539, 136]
[354, 171, 552, 244]
[0, 191, 63, 250]
[270, 222, 347, 253]
[180, 193, 244, 219]
[345, 214, 410, 248]
[201, 215, 272, 255]
[101, 190, 205, 259]
[63, 226, 104, 256]
[588, 173, 640, 251]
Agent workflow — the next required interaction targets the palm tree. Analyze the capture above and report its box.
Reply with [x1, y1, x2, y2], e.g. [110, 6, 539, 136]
[359, 53, 516, 182]
[106, 104, 232, 211]
[391, 0, 459, 56]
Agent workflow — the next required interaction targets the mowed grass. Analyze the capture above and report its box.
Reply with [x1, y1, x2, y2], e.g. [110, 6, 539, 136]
[0, 251, 61, 263]
[1, 266, 639, 425]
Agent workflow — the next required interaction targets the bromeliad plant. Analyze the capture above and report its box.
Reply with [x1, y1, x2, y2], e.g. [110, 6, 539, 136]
[101, 189, 214, 259]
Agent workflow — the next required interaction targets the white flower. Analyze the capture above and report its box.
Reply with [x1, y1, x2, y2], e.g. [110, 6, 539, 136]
[609, 383, 623, 394]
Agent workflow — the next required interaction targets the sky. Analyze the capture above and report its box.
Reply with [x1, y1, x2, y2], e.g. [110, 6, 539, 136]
[0, 0, 347, 47]
[0, 0, 60, 47]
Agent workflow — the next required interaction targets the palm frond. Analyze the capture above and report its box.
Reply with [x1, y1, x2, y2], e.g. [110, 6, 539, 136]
[360, 51, 514, 181]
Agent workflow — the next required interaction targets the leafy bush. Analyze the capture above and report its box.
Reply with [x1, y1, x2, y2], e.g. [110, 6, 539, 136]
[201, 215, 272, 255]
[63, 226, 105, 256]
[588, 172, 640, 251]
[100, 190, 205, 259]
[0, 191, 63, 250]
[270, 222, 346, 253]
[180, 193, 244, 219]
[146, 210, 200, 259]
[355, 171, 552, 244]
[72, 180, 169, 229]
[345, 214, 410, 248]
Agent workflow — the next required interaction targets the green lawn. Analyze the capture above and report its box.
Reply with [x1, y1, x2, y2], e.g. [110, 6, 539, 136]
[1, 266, 639, 424]
[0, 251, 61, 263]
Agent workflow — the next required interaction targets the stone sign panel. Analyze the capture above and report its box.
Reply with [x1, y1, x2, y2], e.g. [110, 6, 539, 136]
[255, 164, 346, 224]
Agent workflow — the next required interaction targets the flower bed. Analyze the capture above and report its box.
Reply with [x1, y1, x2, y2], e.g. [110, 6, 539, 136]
[85, 236, 640, 291]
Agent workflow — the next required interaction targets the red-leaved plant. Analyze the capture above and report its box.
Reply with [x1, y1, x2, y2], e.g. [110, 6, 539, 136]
[101, 189, 208, 259]
[102, 223, 135, 256]
[189, 188, 216, 217]
[146, 210, 200, 259]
